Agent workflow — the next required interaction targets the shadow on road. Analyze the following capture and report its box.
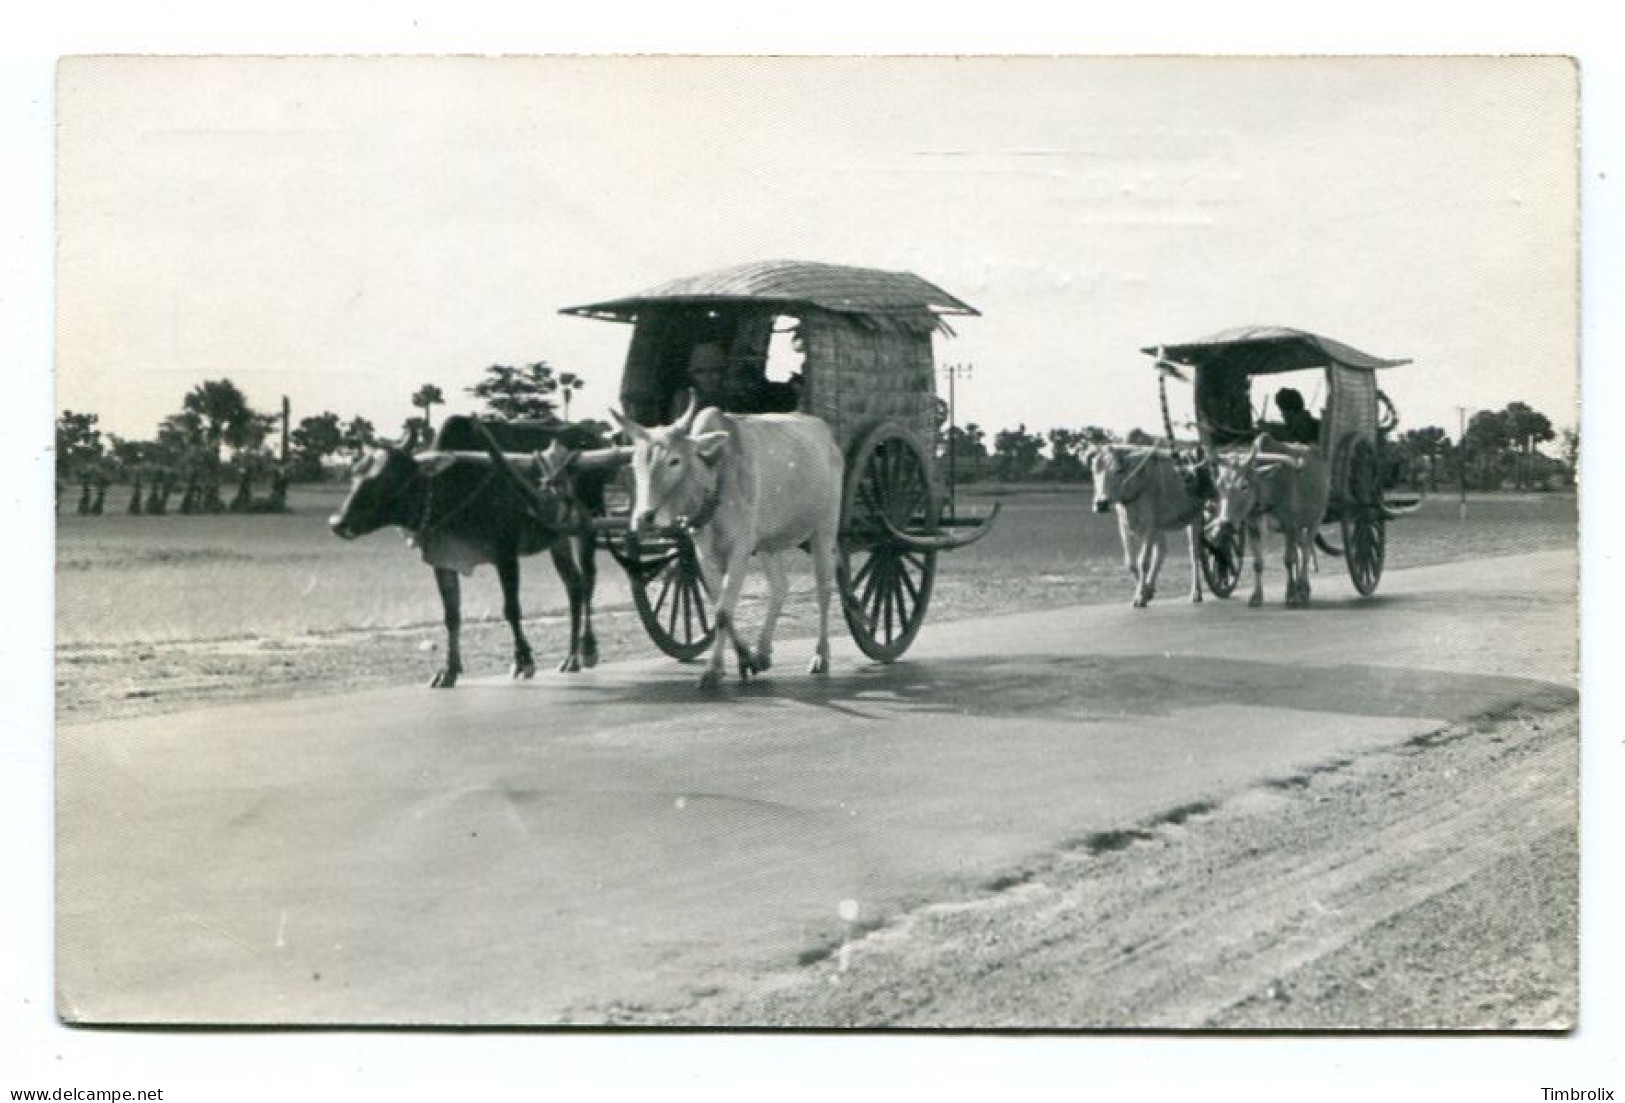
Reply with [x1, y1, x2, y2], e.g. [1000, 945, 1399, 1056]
[515, 651, 1574, 728]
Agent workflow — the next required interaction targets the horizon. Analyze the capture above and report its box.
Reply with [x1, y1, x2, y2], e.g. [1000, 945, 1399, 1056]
[56, 57, 1579, 449]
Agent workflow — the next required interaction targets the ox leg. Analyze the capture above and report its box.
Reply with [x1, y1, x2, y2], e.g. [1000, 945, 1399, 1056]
[1293, 530, 1312, 606]
[808, 531, 835, 675]
[1282, 534, 1306, 608]
[701, 552, 752, 691]
[1132, 533, 1157, 608]
[751, 552, 791, 675]
[1246, 520, 1265, 608]
[1118, 513, 1144, 606]
[431, 567, 463, 688]
[577, 534, 600, 669]
[1187, 522, 1204, 603]
[497, 557, 537, 678]
[549, 542, 585, 673]
[1144, 531, 1167, 606]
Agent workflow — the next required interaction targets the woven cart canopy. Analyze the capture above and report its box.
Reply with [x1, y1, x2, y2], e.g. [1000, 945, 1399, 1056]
[1142, 326, 1410, 376]
[561, 259, 979, 324]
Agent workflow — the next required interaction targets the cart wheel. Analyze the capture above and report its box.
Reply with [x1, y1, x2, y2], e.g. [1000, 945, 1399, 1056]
[628, 536, 715, 661]
[1340, 438, 1386, 597]
[1200, 520, 1245, 599]
[838, 425, 938, 663]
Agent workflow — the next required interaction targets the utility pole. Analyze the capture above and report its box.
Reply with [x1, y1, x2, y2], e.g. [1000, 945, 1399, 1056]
[940, 362, 974, 520]
[1456, 405, 1468, 521]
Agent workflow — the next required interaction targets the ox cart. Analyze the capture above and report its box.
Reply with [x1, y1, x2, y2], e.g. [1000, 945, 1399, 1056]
[1144, 326, 1411, 599]
[554, 259, 999, 663]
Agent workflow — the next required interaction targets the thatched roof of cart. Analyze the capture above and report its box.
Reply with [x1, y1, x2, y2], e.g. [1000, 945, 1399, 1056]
[1142, 326, 1411, 375]
[559, 260, 980, 325]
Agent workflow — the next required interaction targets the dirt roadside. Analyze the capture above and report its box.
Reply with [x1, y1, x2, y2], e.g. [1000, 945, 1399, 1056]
[53, 576, 1093, 724]
[641, 698, 1577, 1029]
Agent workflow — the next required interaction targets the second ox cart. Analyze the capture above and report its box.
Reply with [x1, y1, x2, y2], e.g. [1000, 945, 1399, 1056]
[1145, 325, 1414, 600]
[560, 259, 999, 664]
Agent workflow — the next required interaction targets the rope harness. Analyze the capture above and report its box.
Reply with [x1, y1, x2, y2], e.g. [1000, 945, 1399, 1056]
[417, 465, 499, 538]
[1108, 446, 1163, 506]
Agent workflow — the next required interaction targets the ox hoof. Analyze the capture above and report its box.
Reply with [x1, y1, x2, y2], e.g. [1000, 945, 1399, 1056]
[513, 660, 537, 679]
[698, 668, 724, 692]
[429, 669, 459, 689]
[1191, 592, 1203, 604]
[581, 642, 600, 669]
[1247, 592, 1263, 609]
[750, 649, 773, 675]
[1132, 596, 1148, 609]
[557, 655, 581, 674]
[808, 654, 829, 676]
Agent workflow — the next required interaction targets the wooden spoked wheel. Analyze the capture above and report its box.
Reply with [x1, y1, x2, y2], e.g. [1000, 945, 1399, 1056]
[1340, 438, 1386, 597]
[627, 536, 715, 661]
[838, 426, 939, 663]
[1200, 517, 1245, 599]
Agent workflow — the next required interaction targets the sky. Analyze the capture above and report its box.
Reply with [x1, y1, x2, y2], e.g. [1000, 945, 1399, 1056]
[56, 56, 1579, 446]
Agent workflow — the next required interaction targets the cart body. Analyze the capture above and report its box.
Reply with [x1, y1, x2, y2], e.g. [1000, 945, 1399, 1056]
[1144, 326, 1410, 596]
[563, 259, 995, 661]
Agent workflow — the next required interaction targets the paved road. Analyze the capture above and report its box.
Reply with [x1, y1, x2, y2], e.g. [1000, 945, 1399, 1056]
[56, 550, 1576, 1025]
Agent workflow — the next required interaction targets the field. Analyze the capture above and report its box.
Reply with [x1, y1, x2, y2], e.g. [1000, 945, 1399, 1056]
[55, 484, 1577, 721]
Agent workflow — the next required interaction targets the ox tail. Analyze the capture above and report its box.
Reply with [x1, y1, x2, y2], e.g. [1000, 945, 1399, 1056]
[1315, 533, 1345, 558]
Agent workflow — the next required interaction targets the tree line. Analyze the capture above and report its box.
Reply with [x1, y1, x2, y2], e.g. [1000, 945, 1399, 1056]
[58, 365, 1575, 517]
[55, 361, 591, 516]
[935, 400, 1574, 492]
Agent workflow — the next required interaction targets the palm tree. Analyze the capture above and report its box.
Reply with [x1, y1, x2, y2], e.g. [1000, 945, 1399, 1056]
[183, 379, 256, 465]
[558, 372, 584, 420]
[411, 384, 445, 444]
[182, 379, 260, 509]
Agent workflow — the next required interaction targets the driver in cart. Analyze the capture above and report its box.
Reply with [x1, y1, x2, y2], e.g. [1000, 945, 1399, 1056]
[1271, 387, 1321, 445]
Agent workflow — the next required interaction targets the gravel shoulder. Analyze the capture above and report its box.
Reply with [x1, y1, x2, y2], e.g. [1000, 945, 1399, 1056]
[648, 700, 1577, 1029]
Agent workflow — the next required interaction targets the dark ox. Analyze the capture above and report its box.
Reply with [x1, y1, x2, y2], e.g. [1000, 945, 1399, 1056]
[329, 415, 608, 687]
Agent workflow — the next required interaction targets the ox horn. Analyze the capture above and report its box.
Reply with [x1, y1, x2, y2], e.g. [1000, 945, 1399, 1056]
[608, 408, 648, 443]
[877, 502, 1002, 552]
[676, 389, 700, 433]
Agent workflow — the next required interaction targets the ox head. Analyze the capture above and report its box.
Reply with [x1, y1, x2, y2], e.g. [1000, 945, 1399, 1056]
[329, 433, 419, 540]
[609, 394, 729, 535]
[1207, 438, 1303, 540]
[1085, 445, 1129, 513]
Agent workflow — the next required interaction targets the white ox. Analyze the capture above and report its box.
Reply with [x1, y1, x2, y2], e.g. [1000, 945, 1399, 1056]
[1209, 434, 1332, 608]
[1085, 444, 1207, 607]
[612, 398, 843, 690]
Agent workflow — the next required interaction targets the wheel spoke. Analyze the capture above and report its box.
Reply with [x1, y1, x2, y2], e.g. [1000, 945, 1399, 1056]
[897, 555, 921, 610]
[653, 563, 676, 616]
[881, 571, 897, 643]
[695, 585, 711, 635]
[851, 550, 880, 594]
[665, 570, 683, 636]
[865, 553, 890, 625]
[867, 448, 887, 508]
[898, 456, 927, 520]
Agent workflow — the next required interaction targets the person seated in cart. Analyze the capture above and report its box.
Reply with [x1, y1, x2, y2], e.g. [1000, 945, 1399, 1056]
[685, 341, 730, 410]
[1271, 387, 1321, 445]
[673, 339, 801, 418]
